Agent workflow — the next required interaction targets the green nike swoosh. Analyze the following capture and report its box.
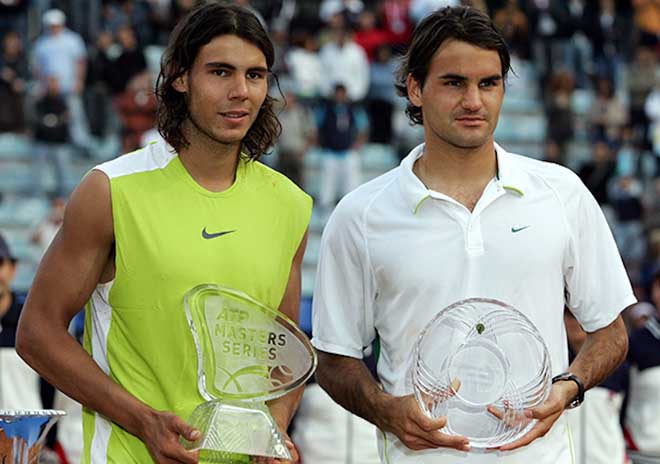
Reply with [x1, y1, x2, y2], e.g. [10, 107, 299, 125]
[511, 226, 531, 233]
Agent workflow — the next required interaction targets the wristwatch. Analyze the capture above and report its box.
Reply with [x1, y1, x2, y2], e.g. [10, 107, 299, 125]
[551, 372, 584, 409]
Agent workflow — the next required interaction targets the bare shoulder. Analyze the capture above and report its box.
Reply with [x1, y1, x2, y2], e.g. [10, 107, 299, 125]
[61, 169, 114, 247]
[19, 170, 116, 332]
[34, 168, 115, 295]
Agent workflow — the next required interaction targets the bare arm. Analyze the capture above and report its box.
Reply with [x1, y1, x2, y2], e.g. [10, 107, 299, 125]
[264, 228, 309, 463]
[16, 171, 199, 464]
[316, 351, 470, 451]
[500, 313, 629, 451]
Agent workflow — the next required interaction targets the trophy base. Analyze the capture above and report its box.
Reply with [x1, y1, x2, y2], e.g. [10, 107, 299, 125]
[181, 400, 291, 460]
[0, 410, 66, 464]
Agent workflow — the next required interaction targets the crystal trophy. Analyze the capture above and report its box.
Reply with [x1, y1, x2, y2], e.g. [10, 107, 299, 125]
[0, 409, 66, 463]
[181, 284, 317, 461]
[412, 298, 552, 448]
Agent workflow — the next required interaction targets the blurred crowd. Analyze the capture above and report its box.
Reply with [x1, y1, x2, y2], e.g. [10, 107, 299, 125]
[2, 0, 660, 463]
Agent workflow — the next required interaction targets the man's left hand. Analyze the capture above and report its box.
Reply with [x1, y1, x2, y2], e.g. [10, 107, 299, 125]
[493, 380, 577, 451]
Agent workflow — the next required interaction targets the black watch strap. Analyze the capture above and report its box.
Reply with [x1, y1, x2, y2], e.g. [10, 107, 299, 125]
[552, 372, 585, 408]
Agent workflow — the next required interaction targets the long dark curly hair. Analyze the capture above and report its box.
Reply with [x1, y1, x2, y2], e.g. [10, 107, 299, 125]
[155, 2, 281, 159]
[394, 6, 511, 126]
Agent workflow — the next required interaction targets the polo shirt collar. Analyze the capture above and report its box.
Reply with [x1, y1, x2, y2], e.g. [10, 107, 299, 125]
[398, 142, 528, 214]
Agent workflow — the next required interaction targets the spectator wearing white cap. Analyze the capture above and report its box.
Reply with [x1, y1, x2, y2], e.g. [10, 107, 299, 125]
[32, 9, 93, 154]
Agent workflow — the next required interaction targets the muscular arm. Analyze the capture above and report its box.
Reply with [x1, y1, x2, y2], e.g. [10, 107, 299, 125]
[316, 351, 469, 451]
[568, 313, 629, 391]
[500, 312, 629, 451]
[16, 171, 198, 463]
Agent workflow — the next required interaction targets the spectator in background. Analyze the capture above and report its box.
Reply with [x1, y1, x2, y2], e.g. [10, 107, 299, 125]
[367, 44, 397, 144]
[316, 82, 368, 213]
[275, 88, 316, 188]
[84, 30, 118, 141]
[625, 269, 660, 456]
[610, 174, 646, 279]
[320, 0, 365, 26]
[0, 31, 27, 133]
[113, 72, 157, 152]
[0, 233, 41, 410]
[379, 0, 413, 52]
[354, 9, 390, 61]
[32, 9, 93, 154]
[286, 29, 323, 105]
[564, 309, 629, 464]
[493, 0, 531, 60]
[524, 0, 574, 90]
[542, 138, 563, 164]
[628, 47, 658, 151]
[632, 0, 660, 48]
[589, 76, 628, 144]
[32, 76, 71, 197]
[110, 25, 148, 95]
[102, 0, 154, 45]
[580, 0, 622, 85]
[31, 197, 66, 259]
[319, 19, 370, 102]
[579, 140, 617, 207]
[544, 69, 575, 165]
[644, 75, 660, 172]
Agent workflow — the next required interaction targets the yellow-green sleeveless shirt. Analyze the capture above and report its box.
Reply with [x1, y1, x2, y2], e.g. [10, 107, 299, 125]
[82, 140, 312, 463]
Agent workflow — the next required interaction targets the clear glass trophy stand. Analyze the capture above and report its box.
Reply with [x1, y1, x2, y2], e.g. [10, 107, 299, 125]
[181, 284, 317, 461]
[0, 410, 66, 463]
[412, 298, 552, 448]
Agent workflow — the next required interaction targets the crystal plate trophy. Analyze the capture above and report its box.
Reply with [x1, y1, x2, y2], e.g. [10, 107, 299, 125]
[0, 410, 66, 463]
[181, 284, 317, 461]
[412, 298, 551, 448]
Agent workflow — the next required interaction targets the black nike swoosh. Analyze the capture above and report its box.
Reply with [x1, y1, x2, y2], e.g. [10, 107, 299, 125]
[202, 227, 236, 239]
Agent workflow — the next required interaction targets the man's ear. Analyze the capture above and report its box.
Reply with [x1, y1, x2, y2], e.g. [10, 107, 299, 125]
[172, 73, 188, 93]
[407, 73, 423, 107]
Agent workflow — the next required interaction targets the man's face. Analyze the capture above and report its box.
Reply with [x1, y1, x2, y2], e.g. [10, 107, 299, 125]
[0, 258, 16, 298]
[173, 34, 269, 149]
[407, 40, 504, 151]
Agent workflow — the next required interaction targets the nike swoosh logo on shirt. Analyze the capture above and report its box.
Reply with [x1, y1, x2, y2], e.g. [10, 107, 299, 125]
[202, 228, 236, 239]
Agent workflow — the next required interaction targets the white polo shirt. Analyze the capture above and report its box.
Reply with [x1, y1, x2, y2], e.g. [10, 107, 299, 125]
[312, 143, 636, 464]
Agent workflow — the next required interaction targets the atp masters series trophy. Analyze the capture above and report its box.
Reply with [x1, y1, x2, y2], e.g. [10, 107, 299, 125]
[0, 409, 66, 463]
[181, 284, 317, 461]
[412, 298, 552, 448]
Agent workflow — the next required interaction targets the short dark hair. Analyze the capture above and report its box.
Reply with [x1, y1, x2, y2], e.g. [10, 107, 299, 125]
[156, 2, 281, 159]
[395, 6, 511, 125]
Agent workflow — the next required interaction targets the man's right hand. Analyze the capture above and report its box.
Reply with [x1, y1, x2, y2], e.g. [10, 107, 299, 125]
[139, 410, 200, 464]
[377, 394, 470, 452]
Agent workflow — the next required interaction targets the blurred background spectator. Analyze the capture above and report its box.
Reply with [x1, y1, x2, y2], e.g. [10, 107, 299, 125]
[0, 31, 28, 134]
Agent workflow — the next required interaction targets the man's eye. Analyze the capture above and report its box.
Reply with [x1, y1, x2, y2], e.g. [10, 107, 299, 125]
[213, 69, 228, 77]
[248, 72, 265, 80]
